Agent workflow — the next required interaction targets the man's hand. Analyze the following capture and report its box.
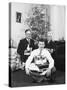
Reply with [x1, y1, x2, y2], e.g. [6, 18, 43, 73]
[19, 62, 25, 70]
[25, 68, 30, 75]
[40, 68, 51, 76]
[46, 69, 51, 77]
[40, 71, 47, 76]
[50, 49, 53, 53]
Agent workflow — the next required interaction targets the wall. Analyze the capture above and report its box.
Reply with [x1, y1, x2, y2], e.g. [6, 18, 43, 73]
[11, 3, 32, 46]
[11, 3, 65, 46]
[49, 5, 65, 41]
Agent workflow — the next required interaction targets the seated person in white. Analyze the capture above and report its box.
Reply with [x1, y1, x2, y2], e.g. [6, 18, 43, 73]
[25, 39, 56, 83]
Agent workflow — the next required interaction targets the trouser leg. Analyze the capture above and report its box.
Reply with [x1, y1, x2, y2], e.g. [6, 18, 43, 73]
[46, 66, 56, 82]
[29, 71, 44, 82]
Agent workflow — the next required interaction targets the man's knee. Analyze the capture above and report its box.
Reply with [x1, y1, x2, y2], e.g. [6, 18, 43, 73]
[51, 66, 56, 74]
[46, 67, 56, 78]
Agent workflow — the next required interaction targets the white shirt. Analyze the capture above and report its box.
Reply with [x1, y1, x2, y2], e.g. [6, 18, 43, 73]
[25, 48, 54, 71]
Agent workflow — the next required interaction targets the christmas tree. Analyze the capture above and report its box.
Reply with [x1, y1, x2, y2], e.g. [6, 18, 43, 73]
[25, 5, 50, 42]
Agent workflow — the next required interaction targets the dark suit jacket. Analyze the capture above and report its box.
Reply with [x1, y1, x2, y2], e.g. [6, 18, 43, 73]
[45, 40, 55, 49]
[45, 40, 56, 59]
[17, 38, 35, 62]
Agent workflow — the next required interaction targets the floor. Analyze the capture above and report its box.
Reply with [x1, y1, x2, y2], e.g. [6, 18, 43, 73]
[10, 69, 65, 87]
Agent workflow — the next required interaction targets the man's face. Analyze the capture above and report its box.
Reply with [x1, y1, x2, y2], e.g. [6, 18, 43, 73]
[48, 36, 52, 41]
[38, 41, 45, 49]
[25, 31, 31, 39]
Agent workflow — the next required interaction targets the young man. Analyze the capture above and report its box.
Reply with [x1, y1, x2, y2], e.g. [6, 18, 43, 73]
[17, 29, 35, 69]
[25, 39, 56, 83]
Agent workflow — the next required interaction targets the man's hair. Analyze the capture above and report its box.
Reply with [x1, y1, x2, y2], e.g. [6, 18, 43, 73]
[38, 38, 45, 43]
[25, 29, 31, 33]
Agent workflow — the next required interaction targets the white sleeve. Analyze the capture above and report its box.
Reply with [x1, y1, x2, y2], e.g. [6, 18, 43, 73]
[25, 52, 34, 69]
[46, 50, 54, 69]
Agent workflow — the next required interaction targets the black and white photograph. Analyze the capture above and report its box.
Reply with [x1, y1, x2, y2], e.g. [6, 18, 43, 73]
[9, 2, 65, 87]
[16, 12, 22, 23]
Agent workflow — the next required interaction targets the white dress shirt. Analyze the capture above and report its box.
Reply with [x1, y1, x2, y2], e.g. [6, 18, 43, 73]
[25, 48, 54, 73]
